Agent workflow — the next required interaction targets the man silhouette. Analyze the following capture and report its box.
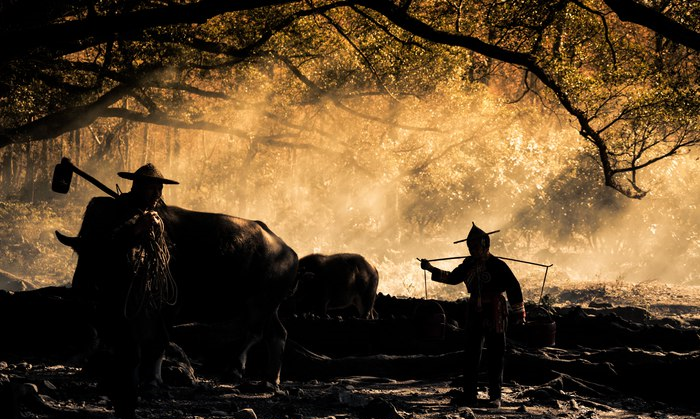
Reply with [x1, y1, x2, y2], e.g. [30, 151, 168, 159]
[420, 223, 525, 408]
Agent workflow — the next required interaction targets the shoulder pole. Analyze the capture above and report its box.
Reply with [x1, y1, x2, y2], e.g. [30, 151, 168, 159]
[423, 255, 552, 268]
[420, 255, 553, 303]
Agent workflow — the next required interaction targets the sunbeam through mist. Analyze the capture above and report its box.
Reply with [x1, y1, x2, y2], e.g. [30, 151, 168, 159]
[1, 87, 698, 298]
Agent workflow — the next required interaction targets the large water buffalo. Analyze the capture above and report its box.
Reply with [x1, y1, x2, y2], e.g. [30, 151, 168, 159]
[57, 197, 298, 417]
[291, 253, 379, 319]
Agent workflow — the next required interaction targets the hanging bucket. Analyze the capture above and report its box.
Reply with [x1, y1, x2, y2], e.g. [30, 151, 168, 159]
[524, 306, 556, 347]
[413, 301, 446, 341]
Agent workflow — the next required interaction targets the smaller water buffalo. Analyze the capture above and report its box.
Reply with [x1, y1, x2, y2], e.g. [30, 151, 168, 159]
[292, 253, 379, 319]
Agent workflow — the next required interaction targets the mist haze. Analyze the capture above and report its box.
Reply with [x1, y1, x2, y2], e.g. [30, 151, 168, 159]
[2, 85, 697, 299]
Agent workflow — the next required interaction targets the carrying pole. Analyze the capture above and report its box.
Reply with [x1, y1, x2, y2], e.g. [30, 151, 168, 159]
[423, 255, 552, 268]
[419, 255, 553, 302]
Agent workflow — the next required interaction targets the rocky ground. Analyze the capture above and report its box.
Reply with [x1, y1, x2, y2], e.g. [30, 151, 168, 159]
[2, 280, 700, 419]
[7, 364, 697, 419]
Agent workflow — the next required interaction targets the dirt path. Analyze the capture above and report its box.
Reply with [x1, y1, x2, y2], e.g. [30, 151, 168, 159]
[3, 279, 700, 419]
[3, 362, 698, 419]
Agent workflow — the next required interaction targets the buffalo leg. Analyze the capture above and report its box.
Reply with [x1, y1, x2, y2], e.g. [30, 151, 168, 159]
[263, 309, 287, 386]
[139, 346, 165, 388]
[352, 297, 368, 319]
[363, 292, 377, 319]
[227, 306, 265, 381]
[137, 315, 168, 388]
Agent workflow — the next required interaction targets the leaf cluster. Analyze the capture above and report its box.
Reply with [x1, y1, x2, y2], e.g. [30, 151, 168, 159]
[0, 0, 698, 199]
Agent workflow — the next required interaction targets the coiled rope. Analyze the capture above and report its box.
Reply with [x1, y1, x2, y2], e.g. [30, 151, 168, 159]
[125, 212, 178, 319]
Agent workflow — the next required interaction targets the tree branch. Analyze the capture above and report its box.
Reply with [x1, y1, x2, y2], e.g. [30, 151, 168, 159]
[602, 0, 700, 52]
[99, 107, 318, 150]
[0, 0, 301, 64]
[0, 84, 133, 148]
[273, 52, 441, 133]
[351, 0, 637, 196]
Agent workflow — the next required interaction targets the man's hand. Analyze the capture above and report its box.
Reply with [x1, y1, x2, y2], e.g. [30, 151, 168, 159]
[420, 259, 433, 271]
[134, 211, 162, 236]
[510, 310, 526, 326]
[510, 302, 526, 326]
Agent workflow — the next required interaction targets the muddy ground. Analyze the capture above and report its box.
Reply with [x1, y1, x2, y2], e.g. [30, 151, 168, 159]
[2, 280, 700, 419]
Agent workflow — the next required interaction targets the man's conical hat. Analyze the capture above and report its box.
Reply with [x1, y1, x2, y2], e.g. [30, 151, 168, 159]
[467, 222, 487, 243]
[118, 163, 179, 185]
[453, 222, 499, 244]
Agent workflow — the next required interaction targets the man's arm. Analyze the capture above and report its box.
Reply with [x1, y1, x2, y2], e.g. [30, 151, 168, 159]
[501, 263, 526, 324]
[420, 259, 466, 285]
[111, 210, 161, 246]
[78, 197, 118, 244]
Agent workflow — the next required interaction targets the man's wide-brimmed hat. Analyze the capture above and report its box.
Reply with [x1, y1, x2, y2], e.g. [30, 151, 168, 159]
[118, 163, 179, 185]
[453, 222, 499, 244]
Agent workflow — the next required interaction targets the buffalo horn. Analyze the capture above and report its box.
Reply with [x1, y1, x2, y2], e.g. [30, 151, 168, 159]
[55, 230, 80, 248]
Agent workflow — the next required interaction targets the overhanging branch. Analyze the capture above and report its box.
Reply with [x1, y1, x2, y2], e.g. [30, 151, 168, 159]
[603, 0, 700, 52]
[0, 0, 301, 64]
[0, 84, 133, 148]
[99, 108, 318, 150]
[351, 0, 633, 195]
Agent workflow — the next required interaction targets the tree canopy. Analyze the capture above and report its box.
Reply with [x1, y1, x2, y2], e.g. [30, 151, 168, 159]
[0, 0, 698, 198]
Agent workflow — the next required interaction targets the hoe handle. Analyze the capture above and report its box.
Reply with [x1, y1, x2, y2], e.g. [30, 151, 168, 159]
[59, 157, 119, 198]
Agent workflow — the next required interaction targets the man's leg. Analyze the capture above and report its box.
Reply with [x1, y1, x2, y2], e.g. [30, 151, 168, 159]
[105, 323, 140, 419]
[486, 331, 506, 402]
[462, 327, 485, 402]
[137, 312, 169, 388]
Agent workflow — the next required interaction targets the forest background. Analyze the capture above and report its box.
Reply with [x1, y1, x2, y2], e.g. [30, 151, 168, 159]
[0, 0, 698, 301]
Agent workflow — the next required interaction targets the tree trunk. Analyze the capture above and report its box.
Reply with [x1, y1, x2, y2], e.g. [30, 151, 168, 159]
[73, 129, 81, 189]
[60, 132, 66, 160]
[39, 139, 49, 182]
[166, 127, 173, 172]
[170, 128, 181, 202]
[124, 130, 130, 172]
[143, 124, 150, 164]
[0, 146, 12, 194]
[20, 142, 34, 201]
